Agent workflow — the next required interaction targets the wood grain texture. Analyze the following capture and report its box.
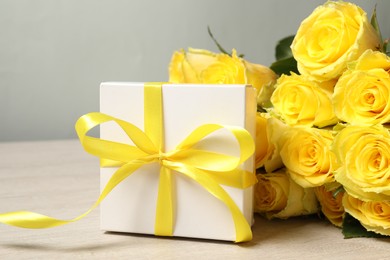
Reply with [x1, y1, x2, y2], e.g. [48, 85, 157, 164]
[0, 140, 389, 259]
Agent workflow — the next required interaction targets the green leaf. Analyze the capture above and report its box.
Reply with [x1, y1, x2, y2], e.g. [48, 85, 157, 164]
[384, 39, 390, 55]
[270, 56, 298, 76]
[271, 35, 298, 75]
[332, 185, 344, 199]
[275, 35, 295, 61]
[342, 213, 387, 239]
[370, 6, 383, 47]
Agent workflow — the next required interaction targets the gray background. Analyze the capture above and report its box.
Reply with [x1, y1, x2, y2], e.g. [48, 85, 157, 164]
[1, 0, 388, 141]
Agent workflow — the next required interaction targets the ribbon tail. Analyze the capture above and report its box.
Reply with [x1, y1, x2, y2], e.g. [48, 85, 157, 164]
[193, 172, 252, 242]
[155, 166, 174, 236]
[0, 211, 72, 229]
[0, 161, 144, 229]
[165, 162, 252, 242]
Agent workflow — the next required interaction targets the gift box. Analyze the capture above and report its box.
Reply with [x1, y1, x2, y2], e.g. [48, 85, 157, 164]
[99, 82, 256, 241]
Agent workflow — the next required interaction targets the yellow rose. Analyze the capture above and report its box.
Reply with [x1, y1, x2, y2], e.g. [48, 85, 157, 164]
[333, 50, 390, 125]
[333, 125, 390, 201]
[168, 48, 277, 98]
[270, 73, 337, 127]
[255, 114, 290, 171]
[291, 1, 380, 82]
[279, 127, 336, 188]
[254, 171, 289, 215]
[242, 59, 277, 106]
[254, 169, 318, 219]
[332, 124, 390, 166]
[315, 185, 345, 227]
[263, 117, 289, 173]
[199, 49, 246, 84]
[255, 113, 270, 169]
[169, 48, 217, 83]
[343, 193, 390, 236]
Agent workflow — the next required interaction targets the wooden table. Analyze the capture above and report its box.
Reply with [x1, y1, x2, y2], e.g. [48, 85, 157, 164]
[0, 140, 389, 259]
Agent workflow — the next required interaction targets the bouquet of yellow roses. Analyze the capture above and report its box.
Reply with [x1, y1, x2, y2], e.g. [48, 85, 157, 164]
[168, 0, 390, 238]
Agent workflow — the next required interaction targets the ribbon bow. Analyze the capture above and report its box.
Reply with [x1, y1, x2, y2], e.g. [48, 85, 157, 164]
[0, 83, 256, 242]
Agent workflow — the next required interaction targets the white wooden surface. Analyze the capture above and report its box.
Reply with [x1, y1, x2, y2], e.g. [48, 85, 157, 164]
[0, 139, 389, 259]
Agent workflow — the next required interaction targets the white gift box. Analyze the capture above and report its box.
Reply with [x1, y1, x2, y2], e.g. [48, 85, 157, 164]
[99, 82, 256, 241]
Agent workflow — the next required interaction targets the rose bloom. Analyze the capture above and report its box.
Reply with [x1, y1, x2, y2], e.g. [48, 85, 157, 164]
[315, 185, 345, 227]
[333, 125, 390, 201]
[255, 113, 270, 169]
[279, 127, 336, 188]
[332, 124, 390, 166]
[168, 48, 277, 100]
[254, 169, 318, 219]
[255, 114, 291, 171]
[271, 73, 337, 127]
[262, 117, 289, 173]
[333, 50, 390, 125]
[343, 193, 390, 236]
[291, 1, 380, 82]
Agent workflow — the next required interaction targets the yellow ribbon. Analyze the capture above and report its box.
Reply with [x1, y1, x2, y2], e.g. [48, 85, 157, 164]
[0, 83, 256, 242]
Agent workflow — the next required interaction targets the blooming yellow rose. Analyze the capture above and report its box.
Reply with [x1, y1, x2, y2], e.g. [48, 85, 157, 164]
[279, 127, 336, 188]
[255, 114, 291, 171]
[254, 169, 318, 219]
[333, 125, 390, 201]
[332, 124, 390, 166]
[315, 185, 345, 227]
[168, 48, 277, 99]
[343, 193, 390, 236]
[263, 117, 289, 173]
[333, 50, 390, 125]
[291, 1, 380, 82]
[169, 48, 217, 83]
[254, 171, 289, 215]
[255, 113, 270, 169]
[199, 49, 246, 84]
[270, 73, 337, 127]
[242, 59, 277, 106]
